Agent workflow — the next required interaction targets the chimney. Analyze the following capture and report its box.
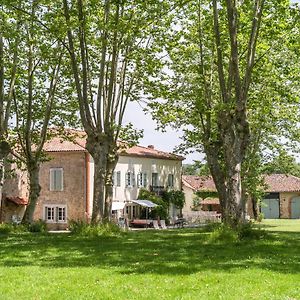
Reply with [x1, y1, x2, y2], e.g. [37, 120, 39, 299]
[147, 145, 154, 149]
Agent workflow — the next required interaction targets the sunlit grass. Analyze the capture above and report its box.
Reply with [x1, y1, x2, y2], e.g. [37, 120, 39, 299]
[0, 220, 299, 299]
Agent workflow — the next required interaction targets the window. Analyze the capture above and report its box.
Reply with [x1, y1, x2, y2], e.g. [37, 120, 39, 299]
[50, 168, 63, 191]
[125, 171, 135, 187]
[151, 172, 159, 186]
[137, 172, 147, 188]
[44, 205, 67, 223]
[113, 171, 121, 187]
[167, 174, 174, 188]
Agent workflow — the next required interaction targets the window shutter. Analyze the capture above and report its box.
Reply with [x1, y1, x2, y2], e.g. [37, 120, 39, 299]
[125, 172, 130, 187]
[143, 173, 147, 187]
[50, 170, 54, 191]
[132, 172, 136, 187]
[55, 169, 63, 191]
[116, 171, 121, 187]
[137, 173, 141, 187]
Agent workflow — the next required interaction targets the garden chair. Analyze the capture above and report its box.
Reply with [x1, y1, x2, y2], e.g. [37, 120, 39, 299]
[152, 220, 160, 230]
[160, 220, 167, 229]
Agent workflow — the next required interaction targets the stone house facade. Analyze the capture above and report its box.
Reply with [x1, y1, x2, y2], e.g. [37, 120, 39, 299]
[182, 174, 300, 219]
[2, 131, 183, 229]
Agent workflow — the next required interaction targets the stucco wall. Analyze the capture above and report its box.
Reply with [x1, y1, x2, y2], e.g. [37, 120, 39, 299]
[88, 155, 182, 203]
[34, 151, 87, 229]
[182, 185, 195, 214]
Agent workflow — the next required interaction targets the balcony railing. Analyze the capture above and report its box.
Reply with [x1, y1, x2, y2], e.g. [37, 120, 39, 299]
[150, 185, 165, 195]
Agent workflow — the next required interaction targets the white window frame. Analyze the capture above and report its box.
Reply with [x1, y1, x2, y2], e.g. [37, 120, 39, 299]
[151, 172, 159, 186]
[137, 172, 147, 188]
[50, 168, 64, 191]
[44, 204, 67, 223]
[125, 171, 135, 187]
[113, 171, 121, 187]
[167, 174, 174, 188]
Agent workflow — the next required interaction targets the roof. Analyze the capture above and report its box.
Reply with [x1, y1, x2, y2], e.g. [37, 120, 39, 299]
[182, 175, 216, 192]
[43, 129, 184, 161]
[131, 199, 158, 208]
[263, 174, 300, 193]
[5, 196, 28, 206]
[200, 198, 220, 205]
[182, 174, 300, 193]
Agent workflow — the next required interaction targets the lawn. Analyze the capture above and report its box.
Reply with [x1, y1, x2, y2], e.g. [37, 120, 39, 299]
[0, 220, 299, 300]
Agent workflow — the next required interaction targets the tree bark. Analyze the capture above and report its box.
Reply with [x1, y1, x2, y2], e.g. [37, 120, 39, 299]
[22, 163, 41, 224]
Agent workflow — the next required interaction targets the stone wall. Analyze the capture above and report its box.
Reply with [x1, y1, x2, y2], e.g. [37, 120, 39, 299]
[34, 151, 87, 230]
[280, 192, 300, 218]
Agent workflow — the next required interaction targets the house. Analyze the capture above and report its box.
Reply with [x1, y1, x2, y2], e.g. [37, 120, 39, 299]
[182, 174, 300, 219]
[2, 131, 184, 229]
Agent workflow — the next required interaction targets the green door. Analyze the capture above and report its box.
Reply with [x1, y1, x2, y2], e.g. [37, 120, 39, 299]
[261, 199, 280, 219]
[291, 197, 300, 219]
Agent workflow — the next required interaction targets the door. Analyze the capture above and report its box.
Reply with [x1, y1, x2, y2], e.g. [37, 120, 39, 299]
[291, 197, 300, 219]
[261, 198, 280, 219]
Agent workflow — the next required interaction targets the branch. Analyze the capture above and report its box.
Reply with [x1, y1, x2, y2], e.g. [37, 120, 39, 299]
[62, 0, 93, 134]
[212, 0, 228, 103]
[225, 0, 241, 103]
[36, 46, 63, 156]
[242, 0, 265, 102]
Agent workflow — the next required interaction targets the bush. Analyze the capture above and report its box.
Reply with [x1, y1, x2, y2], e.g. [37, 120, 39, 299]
[0, 224, 14, 234]
[0, 223, 28, 235]
[69, 220, 123, 237]
[237, 222, 267, 240]
[208, 224, 239, 243]
[27, 220, 47, 233]
[207, 222, 267, 243]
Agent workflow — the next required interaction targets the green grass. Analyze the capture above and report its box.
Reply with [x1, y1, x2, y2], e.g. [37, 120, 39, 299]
[0, 221, 299, 300]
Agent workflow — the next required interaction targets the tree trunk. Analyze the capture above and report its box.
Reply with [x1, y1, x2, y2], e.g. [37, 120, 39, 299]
[86, 134, 109, 224]
[0, 159, 5, 223]
[103, 148, 118, 222]
[22, 163, 41, 224]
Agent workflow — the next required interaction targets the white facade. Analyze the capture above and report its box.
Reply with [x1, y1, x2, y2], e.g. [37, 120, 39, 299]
[88, 153, 182, 220]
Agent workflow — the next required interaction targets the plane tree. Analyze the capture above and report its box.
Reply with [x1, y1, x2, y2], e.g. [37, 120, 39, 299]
[61, 0, 172, 223]
[146, 1, 300, 226]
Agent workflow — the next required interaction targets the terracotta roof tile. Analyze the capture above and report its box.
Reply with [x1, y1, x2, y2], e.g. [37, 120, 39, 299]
[201, 197, 220, 205]
[263, 174, 300, 192]
[183, 174, 300, 193]
[5, 196, 28, 206]
[182, 175, 216, 191]
[43, 129, 184, 161]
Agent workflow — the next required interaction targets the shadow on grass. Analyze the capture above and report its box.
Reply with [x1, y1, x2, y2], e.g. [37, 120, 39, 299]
[0, 228, 299, 276]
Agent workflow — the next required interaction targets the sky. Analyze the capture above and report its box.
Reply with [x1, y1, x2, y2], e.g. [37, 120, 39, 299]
[123, 101, 202, 164]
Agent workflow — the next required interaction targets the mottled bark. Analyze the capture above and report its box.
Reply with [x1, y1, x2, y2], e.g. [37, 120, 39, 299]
[22, 163, 41, 224]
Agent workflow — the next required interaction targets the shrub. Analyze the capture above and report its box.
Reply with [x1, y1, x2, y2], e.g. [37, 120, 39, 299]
[0, 223, 28, 234]
[208, 224, 238, 243]
[207, 222, 267, 243]
[27, 220, 47, 233]
[69, 220, 123, 237]
[237, 222, 267, 240]
[0, 224, 14, 235]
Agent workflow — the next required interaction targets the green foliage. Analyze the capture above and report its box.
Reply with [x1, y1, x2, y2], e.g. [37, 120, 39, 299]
[207, 222, 267, 243]
[0, 223, 28, 234]
[69, 220, 122, 237]
[138, 188, 169, 220]
[262, 150, 300, 178]
[195, 190, 219, 200]
[27, 220, 47, 233]
[182, 161, 211, 176]
[161, 190, 185, 209]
